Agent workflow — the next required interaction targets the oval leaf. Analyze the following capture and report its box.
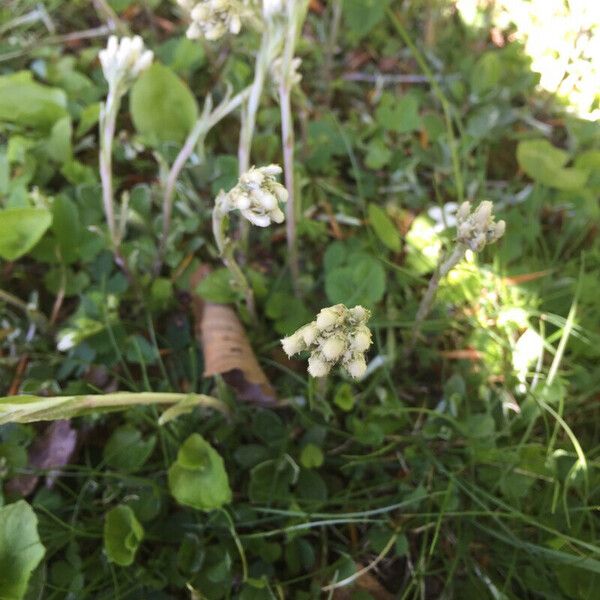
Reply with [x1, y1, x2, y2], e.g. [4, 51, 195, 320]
[0, 208, 52, 261]
[368, 203, 401, 251]
[0, 501, 45, 600]
[104, 505, 144, 567]
[130, 63, 198, 145]
[168, 434, 232, 511]
[517, 139, 588, 190]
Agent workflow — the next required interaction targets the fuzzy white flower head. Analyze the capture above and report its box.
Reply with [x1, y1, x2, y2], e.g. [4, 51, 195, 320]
[178, 0, 250, 40]
[220, 164, 287, 227]
[271, 56, 302, 87]
[263, 0, 285, 19]
[455, 200, 505, 252]
[281, 304, 373, 380]
[99, 35, 153, 93]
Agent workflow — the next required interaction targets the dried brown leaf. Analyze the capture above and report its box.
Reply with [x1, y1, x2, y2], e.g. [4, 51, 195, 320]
[190, 267, 277, 405]
[7, 420, 77, 497]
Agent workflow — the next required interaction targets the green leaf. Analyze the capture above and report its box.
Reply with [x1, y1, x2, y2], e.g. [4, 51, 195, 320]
[168, 434, 232, 511]
[300, 444, 324, 469]
[375, 92, 420, 134]
[0, 71, 68, 130]
[516, 139, 588, 190]
[103, 426, 156, 472]
[470, 52, 503, 96]
[368, 203, 401, 251]
[150, 278, 173, 311]
[0, 501, 45, 600]
[325, 255, 386, 308]
[103, 505, 144, 567]
[343, 0, 391, 41]
[44, 116, 72, 163]
[248, 459, 295, 503]
[0, 207, 52, 261]
[333, 383, 355, 411]
[76, 103, 101, 137]
[51, 196, 81, 263]
[364, 138, 392, 169]
[196, 268, 239, 303]
[130, 63, 198, 145]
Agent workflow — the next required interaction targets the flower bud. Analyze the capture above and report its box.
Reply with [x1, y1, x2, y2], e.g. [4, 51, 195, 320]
[99, 35, 153, 92]
[308, 354, 330, 377]
[316, 306, 341, 330]
[473, 201, 493, 230]
[300, 323, 319, 345]
[219, 165, 287, 227]
[321, 336, 346, 361]
[493, 219, 506, 240]
[350, 326, 372, 352]
[281, 332, 305, 357]
[456, 201, 471, 222]
[263, 0, 284, 18]
[345, 355, 367, 379]
[349, 306, 369, 322]
[281, 304, 372, 379]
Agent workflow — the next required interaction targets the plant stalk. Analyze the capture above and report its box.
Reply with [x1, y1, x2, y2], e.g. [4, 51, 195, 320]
[212, 207, 256, 319]
[155, 87, 251, 274]
[99, 89, 120, 248]
[407, 244, 466, 354]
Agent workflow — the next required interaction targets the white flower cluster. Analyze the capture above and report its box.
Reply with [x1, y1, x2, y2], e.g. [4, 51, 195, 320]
[262, 0, 285, 19]
[99, 36, 153, 93]
[218, 164, 287, 227]
[271, 56, 302, 86]
[456, 200, 506, 252]
[178, 0, 250, 40]
[281, 305, 373, 379]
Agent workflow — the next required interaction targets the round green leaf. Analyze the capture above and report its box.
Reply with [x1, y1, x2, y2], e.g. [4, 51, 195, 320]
[103, 505, 144, 567]
[0, 501, 46, 600]
[516, 139, 588, 190]
[368, 203, 401, 251]
[0, 207, 52, 261]
[300, 444, 324, 469]
[130, 63, 198, 145]
[168, 434, 232, 511]
[103, 426, 156, 472]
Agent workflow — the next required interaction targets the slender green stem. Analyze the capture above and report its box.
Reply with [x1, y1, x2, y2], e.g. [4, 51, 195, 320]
[0, 289, 48, 329]
[406, 244, 466, 354]
[278, 0, 307, 295]
[237, 25, 282, 250]
[99, 89, 120, 248]
[212, 207, 256, 319]
[155, 87, 251, 274]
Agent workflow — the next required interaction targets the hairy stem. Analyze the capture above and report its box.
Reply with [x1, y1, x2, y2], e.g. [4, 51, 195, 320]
[212, 208, 256, 320]
[278, 0, 306, 295]
[407, 244, 466, 355]
[237, 29, 275, 252]
[99, 89, 120, 248]
[155, 87, 252, 274]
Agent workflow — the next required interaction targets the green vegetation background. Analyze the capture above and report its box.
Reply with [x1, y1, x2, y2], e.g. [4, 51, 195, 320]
[0, 0, 599, 598]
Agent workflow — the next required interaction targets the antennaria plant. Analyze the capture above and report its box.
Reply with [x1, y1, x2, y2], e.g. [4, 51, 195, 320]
[273, 0, 309, 293]
[407, 200, 506, 353]
[98, 36, 153, 260]
[212, 164, 287, 319]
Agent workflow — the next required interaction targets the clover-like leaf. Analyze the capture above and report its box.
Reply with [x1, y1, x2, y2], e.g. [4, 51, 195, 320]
[0, 208, 52, 261]
[0, 501, 45, 600]
[103, 505, 144, 567]
[168, 434, 232, 511]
